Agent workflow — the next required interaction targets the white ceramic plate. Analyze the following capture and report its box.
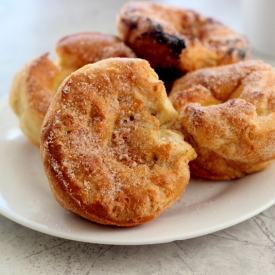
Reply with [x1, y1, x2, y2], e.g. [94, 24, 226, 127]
[1, 97, 275, 245]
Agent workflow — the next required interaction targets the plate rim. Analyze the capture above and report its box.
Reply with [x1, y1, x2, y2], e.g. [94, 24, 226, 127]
[1, 96, 275, 245]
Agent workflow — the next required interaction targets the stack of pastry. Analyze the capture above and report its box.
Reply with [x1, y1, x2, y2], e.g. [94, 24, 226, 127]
[9, 1, 275, 227]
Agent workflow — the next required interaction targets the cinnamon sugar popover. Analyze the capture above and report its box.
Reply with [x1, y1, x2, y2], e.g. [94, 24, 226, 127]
[9, 32, 136, 146]
[117, 1, 250, 79]
[40, 58, 196, 226]
[169, 60, 275, 180]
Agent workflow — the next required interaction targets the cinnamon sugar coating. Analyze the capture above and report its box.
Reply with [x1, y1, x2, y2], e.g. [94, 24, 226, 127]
[56, 32, 136, 74]
[169, 60, 275, 180]
[117, 1, 250, 76]
[40, 58, 196, 226]
[9, 32, 136, 146]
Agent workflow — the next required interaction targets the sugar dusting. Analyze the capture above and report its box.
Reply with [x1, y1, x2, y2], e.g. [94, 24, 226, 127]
[42, 58, 195, 224]
[170, 60, 275, 179]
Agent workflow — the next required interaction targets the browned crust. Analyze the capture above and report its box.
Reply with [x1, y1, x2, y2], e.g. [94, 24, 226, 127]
[116, 1, 250, 74]
[169, 60, 275, 180]
[9, 53, 60, 146]
[9, 32, 136, 146]
[40, 58, 196, 226]
[56, 32, 136, 72]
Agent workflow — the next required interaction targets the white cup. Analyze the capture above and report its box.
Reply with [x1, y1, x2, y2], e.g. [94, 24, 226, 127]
[241, 0, 275, 57]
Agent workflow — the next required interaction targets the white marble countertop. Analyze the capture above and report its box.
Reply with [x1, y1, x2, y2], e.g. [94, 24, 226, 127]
[1, 0, 275, 274]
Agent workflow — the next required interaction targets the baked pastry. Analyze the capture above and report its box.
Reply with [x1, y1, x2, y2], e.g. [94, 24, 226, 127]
[40, 58, 196, 226]
[117, 1, 250, 78]
[56, 32, 136, 75]
[169, 60, 275, 180]
[9, 32, 136, 146]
